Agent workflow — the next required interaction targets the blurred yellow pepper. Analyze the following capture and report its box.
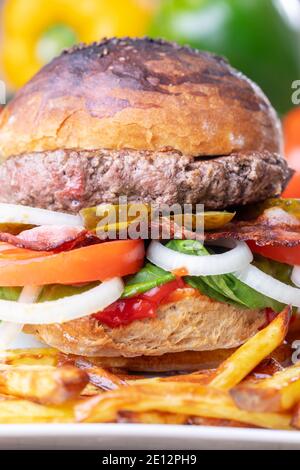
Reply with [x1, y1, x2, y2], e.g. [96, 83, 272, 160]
[1, 0, 156, 89]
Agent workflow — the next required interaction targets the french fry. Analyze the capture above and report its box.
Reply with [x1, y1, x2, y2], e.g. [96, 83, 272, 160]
[209, 307, 291, 390]
[162, 370, 215, 384]
[117, 410, 254, 427]
[117, 410, 189, 425]
[0, 364, 88, 404]
[0, 398, 74, 423]
[81, 383, 105, 397]
[75, 358, 127, 390]
[75, 382, 292, 430]
[126, 360, 283, 389]
[231, 362, 300, 412]
[0, 306, 296, 428]
[127, 359, 284, 388]
[0, 348, 59, 366]
[120, 369, 216, 388]
[131, 370, 215, 387]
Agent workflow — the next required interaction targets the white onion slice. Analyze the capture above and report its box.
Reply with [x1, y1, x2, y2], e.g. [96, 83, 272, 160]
[146, 240, 253, 276]
[292, 266, 300, 288]
[0, 285, 42, 348]
[236, 265, 300, 308]
[0, 278, 123, 325]
[0, 203, 82, 227]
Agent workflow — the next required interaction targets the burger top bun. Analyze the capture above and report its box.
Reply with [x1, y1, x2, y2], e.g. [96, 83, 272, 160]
[0, 37, 282, 160]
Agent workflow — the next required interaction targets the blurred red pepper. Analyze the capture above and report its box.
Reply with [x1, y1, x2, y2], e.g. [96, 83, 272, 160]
[282, 107, 300, 198]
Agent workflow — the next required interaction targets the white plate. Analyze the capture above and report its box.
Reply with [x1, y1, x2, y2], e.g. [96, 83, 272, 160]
[1, 424, 300, 450]
[1, 333, 299, 450]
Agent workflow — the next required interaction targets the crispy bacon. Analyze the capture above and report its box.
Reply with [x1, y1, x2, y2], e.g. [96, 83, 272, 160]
[151, 208, 300, 247]
[205, 208, 300, 247]
[0, 226, 99, 252]
[1, 207, 299, 250]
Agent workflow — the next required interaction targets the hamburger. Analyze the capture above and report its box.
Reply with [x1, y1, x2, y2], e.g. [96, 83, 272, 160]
[0, 37, 298, 371]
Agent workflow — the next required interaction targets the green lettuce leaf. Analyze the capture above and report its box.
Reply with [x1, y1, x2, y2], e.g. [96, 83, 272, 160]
[122, 263, 174, 298]
[166, 240, 284, 312]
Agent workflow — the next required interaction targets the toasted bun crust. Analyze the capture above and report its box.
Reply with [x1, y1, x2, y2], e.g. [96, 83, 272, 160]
[77, 349, 238, 372]
[0, 37, 282, 160]
[27, 292, 265, 358]
[60, 343, 291, 372]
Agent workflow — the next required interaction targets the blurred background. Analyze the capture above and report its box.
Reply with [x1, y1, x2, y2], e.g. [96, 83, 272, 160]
[0, 0, 299, 195]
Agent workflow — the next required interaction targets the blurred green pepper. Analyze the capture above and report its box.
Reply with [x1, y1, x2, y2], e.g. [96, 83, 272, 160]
[149, 0, 300, 114]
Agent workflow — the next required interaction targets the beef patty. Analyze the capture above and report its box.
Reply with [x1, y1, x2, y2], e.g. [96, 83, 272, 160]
[0, 149, 291, 213]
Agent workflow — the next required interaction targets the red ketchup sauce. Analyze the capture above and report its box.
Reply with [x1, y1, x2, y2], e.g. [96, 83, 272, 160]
[93, 278, 187, 328]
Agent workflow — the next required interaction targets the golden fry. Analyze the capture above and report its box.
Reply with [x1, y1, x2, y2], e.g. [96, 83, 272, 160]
[209, 307, 291, 390]
[0, 310, 297, 428]
[0, 348, 59, 366]
[75, 382, 292, 430]
[0, 364, 88, 404]
[129, 370, 215, 387]
[117, 410, 189, 425]
[0, 398, 74, 423]
[231, 363, 300, 412]
[81, 383, 106, 397]
[117, 410, 253, 427]
[75, 358, 127, 390]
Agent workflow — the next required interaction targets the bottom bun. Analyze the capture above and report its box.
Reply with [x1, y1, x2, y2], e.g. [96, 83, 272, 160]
[75, 349, 238, 372]
[26, 291, 266, 358]
[62, 343, 291, 372]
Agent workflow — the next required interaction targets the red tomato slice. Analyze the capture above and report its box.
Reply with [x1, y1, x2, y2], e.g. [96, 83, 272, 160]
[0, 240, 145, 286]
[0, 243, 50, 260]
[284, 107, 300, 160]
[248, 241, 300, 265]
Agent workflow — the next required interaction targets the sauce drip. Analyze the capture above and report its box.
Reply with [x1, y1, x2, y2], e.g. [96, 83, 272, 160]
[93, 278, 190, 328]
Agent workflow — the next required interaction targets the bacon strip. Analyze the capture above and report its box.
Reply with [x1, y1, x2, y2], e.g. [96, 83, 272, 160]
[2, 207, 298, 250]
[151, 208, 300, 247]
[205, 208, 300, 247]
[0, 226, 99, 252]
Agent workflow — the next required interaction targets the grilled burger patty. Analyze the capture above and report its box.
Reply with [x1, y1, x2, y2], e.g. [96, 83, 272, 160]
[0, 148, 290, 213]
